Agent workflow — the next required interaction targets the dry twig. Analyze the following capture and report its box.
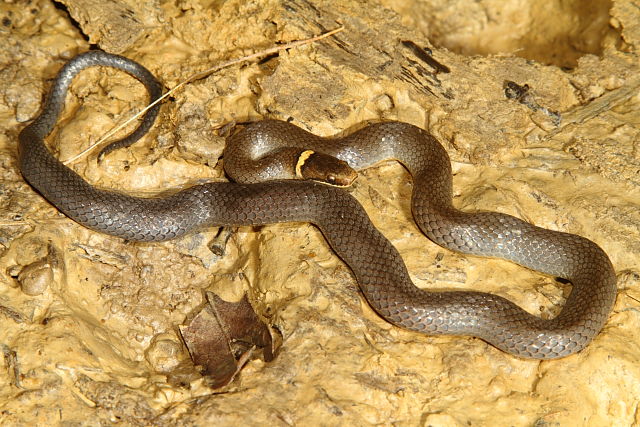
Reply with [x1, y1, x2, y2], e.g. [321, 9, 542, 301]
[62, 26, 344, 165]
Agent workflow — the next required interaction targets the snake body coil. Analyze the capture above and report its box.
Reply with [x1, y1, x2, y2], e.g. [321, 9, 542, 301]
[18, 52, 617, 359]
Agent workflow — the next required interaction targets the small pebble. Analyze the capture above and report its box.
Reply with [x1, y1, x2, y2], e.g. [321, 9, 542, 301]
[17, 259, 52, 296]
[146, 337, 184, 373]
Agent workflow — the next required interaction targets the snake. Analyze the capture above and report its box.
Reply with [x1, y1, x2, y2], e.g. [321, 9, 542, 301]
[17, 51, 617, 359]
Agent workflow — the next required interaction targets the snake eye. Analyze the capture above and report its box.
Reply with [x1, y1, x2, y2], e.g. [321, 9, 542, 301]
[327, 175, 336, 183]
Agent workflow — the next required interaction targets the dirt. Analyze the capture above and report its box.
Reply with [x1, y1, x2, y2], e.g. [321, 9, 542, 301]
[0, 0, 639, 425]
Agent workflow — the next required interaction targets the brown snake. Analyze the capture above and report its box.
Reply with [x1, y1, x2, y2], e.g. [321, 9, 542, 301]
[18, 51, 617, 359]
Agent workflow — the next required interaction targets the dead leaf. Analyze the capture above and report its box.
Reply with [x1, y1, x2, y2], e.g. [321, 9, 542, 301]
[178, 292, 280, 389]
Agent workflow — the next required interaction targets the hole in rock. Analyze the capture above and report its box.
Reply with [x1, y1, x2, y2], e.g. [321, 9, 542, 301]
[388, 0, 624, 68]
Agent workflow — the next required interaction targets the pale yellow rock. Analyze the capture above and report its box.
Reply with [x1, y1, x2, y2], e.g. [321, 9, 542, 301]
[0, 0, 638, 425]
[145, 335, 185, 373]
[17, 258, 52, 296]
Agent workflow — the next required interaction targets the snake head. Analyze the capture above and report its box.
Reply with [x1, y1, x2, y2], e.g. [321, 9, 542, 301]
[295, 150, 358, 187]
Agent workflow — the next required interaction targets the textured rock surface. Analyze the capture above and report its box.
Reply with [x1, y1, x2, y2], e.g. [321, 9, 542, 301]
[0, 0, 638, 424]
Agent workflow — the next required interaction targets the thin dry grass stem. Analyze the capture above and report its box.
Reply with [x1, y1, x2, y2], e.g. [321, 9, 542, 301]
[62, 26, 345, 165]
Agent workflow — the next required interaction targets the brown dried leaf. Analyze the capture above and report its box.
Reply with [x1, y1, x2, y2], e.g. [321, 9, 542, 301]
[178, 292, 280, 389]
[206, 292, 278, 362]
[178, 305, 239, 389]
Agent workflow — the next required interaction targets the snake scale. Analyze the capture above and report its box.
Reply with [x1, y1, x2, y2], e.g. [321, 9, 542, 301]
[18, 51, 617, 359]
